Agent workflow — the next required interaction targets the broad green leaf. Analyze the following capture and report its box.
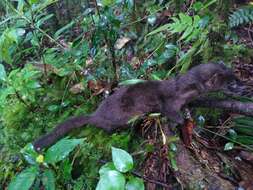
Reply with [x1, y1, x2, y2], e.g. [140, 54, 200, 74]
[101, 0, 116, 7]
[193, 2, 204, 11]
[45, 138, 84, 164]
[111, 147, 133, 173]
[21, 143, 39, 165]
[96, 170, 125, 190]
[125, 177, 145, 190]
[42, 169, 55, 190]
[99, 162, 116, 176]
[0, 64, 6, 81]
[179, 13, 192, 24]
[180, 26, 193, 41]
[8, 166, 39, 190]
[26, 81, 41, 89]
[224, 142, 234, 151]
[119, 79, 145, 86]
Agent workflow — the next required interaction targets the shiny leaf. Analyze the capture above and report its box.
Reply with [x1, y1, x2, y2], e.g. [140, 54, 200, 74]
[8, 166, 39, 190]
[111, 147, 133, 173]
[96, 170, 125, 190]
[45, 138, 84, 164]
[125, 177, 144, 190]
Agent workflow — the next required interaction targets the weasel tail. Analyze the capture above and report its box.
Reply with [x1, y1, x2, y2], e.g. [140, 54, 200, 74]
[33, 115, 91, 151]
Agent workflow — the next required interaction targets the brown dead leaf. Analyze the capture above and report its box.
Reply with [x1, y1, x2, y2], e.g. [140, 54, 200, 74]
[87, 80, 104, 91]
[69, 83, 84, 94]
[114, 37, 131, 50]
[181, 119, 194, 147]
[130, 56, 141, 69]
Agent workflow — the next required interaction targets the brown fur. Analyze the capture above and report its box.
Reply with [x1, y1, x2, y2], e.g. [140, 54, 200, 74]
[33, 63, 238, 151]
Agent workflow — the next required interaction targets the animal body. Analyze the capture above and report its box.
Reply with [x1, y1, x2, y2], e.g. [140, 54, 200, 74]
[33, 63, 239, 151]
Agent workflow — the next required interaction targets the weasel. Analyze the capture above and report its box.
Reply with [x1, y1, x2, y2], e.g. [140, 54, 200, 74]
[33, 63, 239, 151]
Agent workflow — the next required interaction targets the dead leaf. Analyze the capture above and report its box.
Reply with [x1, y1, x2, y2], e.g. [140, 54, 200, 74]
[181, 119, 194, 147]
[130, 56, 141, 69]
[114, 37, 131, 50]
[69, 83, 84, 94]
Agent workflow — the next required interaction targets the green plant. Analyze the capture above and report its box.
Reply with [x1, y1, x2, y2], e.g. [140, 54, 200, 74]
[8, 138, 84, 190]
[0, 64, 42, 111]
[96, 147, 144, 190]
[229, 6, 253, 28]
[147, 13, 206, 42]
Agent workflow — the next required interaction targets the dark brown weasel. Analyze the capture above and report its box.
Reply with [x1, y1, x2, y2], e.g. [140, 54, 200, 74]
[33, 63, 239, 151]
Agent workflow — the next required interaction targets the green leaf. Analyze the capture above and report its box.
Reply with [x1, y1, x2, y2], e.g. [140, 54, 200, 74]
[36, 14, 54, 28]
[180, 26, 193, 41]
[8, 166, 39, 190]
[54, 21, 75, 39]
[236, 135, 253, 145]
[29, 0, 39, 4]
[20, 143, 39, 165]
[42, 169, 55, 190]
[119, 79, 145, 86]
[96, 170, 125, 190]
[111, 147, 133, 173]
[228, 129, 237, 140]
[169, 151, 178, 171]
[101, 0, 116, 7]
[0, 64, 7, 81]
[146, 24, 170, 36]
[61, 159, 72, 181]
[45, 138, 84, 164]
[224, 142, 234, 151]
[125, 177, 144, 190]
[234, 116, 253, 126]
[47, 105, 60, 112]
[99, 162, 116, 176]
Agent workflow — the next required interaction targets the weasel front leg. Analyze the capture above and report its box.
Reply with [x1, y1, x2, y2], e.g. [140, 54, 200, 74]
[162, 108, 184, 125]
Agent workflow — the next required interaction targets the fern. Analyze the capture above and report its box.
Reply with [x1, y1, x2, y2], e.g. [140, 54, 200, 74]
[229, 6, 253, 28]
[147, 13, 205, 42]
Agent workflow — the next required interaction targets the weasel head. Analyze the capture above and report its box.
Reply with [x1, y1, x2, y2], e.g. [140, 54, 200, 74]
[190, 63, 241, 95]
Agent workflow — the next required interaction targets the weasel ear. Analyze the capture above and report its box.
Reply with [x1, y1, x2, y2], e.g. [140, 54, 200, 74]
[205, 73, 224, 89]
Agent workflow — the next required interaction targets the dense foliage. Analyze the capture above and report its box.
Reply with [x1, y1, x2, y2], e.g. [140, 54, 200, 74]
[0, 0, 253, 189]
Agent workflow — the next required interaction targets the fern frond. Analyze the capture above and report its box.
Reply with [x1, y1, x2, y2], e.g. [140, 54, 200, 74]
[229, 6, 253, 28]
